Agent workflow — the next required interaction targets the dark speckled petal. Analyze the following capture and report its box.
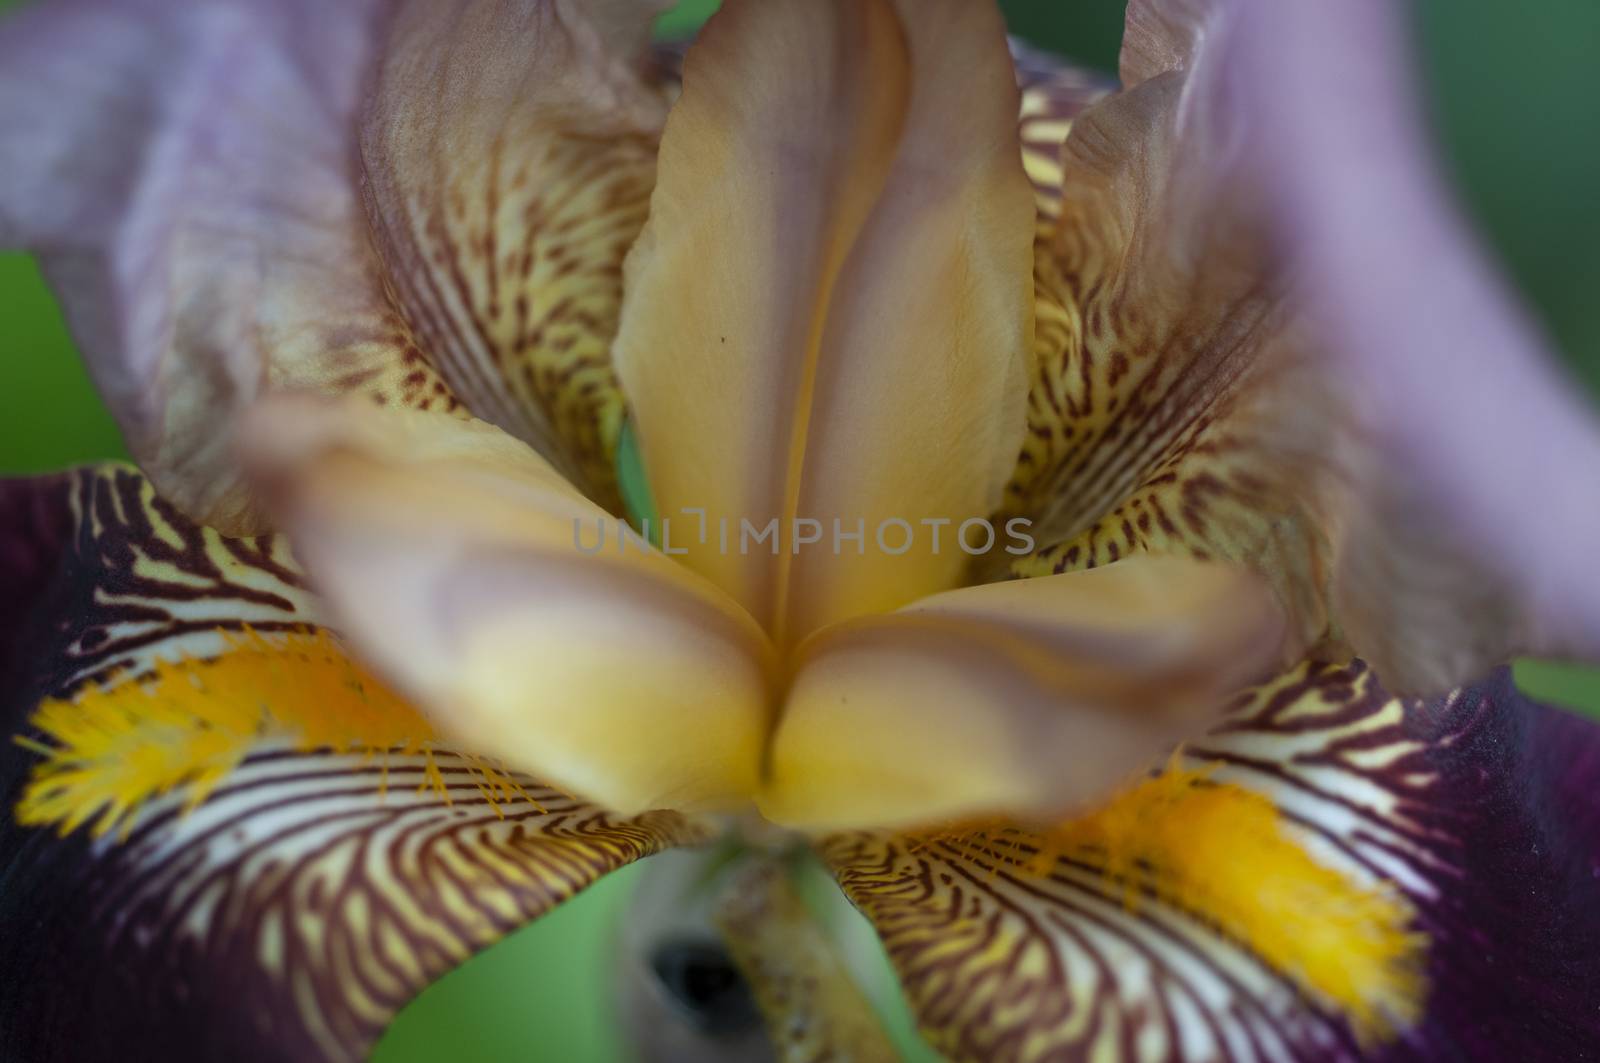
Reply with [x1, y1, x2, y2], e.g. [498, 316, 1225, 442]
[1007, 0, 1600, 699]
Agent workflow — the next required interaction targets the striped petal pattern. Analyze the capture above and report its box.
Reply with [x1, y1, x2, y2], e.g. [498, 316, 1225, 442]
[1010, 41, 1113, 221]
[360, 0, 673, 510]
[1, 466, 320, 701]
[1000, 0, 1600, 695]
[820, 663, 1600, 1062]
[4, 753, 698, 1062]
[0, 467, 703, 1062]
[1000, 47, 1314, 632]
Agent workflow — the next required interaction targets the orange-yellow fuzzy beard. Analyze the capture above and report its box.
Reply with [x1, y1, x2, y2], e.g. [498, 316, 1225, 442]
[16, 628, 537, 839]
[915, 762, 1426, 1044]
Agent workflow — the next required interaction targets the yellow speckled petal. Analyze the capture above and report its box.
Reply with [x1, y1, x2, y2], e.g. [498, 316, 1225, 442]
[1003, 8, 1600, 696]
[1, 465, 705, 1062]
[1002, 61, 1278, 545]
[820, 761, 1423, 1063]
[816, 660, 1438, 1062]
[615, 0, 1035, 645]
[761, 557, 1286, 832]
[361, 0, 672, 509]
[243, 398, 774, 816]
[1015, 346, 1339, 661]
[1000, 26, 1342, 670]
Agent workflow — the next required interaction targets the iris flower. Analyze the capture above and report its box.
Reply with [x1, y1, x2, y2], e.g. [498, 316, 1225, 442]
[3, 0, 1600, 1059]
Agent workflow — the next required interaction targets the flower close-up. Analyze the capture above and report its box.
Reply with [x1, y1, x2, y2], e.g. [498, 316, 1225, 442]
[3, 0, 1600, 1060]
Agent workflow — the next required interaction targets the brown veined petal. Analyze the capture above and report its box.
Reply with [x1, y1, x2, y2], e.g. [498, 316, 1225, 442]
[1006, 3, 1600, 695]
[614, 0, 1036, 646]
[1224, 0, 1600, 690]
[0, 1, 467, 535]
[999, 49, 1280, 557]
[0, 465, 321, 708]
[6, 764, 693, 1063]
[360, 0, 671, 512]
[1010, 51, 1118, 523]
[999, 16, 1340, 663]
[760, 557, 1287, 833]
[242, 398, 775, 817]
[820, 662, 1600, 1063]
[0, 465, 706, 1063]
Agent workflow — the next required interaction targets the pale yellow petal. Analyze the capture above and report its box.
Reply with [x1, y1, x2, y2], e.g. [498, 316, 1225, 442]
[614, 0, 1035, 645]
[784, 0, 1037, 642]
[244, 398, 774, 815]
[761, 557, 1286, 832]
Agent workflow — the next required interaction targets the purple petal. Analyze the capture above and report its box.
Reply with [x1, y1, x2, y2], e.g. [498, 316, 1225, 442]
[1013, 0, 1600, 695]
[825, 661, 1600, 1059]
[0, 466, 699, 1061]
[0, 474, 73, 703]
[0, 0, 454, 533]
[1198, 666, 1600, 1058]
[1220, 0, 1600, 680]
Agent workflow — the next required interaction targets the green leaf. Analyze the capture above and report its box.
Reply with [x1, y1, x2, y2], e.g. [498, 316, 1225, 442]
[0, 254, 127, 473]
[1514, 658, 1600, 719]
[615, 416, 662, 546]
[656, 0, 720, 38]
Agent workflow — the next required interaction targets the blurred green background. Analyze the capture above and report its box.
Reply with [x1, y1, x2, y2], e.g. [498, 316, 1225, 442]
[2, 0, 1597, 1060]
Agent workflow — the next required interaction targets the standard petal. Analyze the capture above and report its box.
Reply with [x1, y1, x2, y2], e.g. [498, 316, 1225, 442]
[761, 557, 1287, 832]
[1005, 4, 1600, 695]
[822, 663, 1600, 1063]
[1001, 48, 1289, 567]
[360, 0, 672, 511]
[614, 0, 1036, 645]
[1119, 0, 1214, 90]
[243, 399, 774, 816]
[0, 466, 704, 1062]
[1220, 0, 1600, 689]
[0, 1, 465, 534]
